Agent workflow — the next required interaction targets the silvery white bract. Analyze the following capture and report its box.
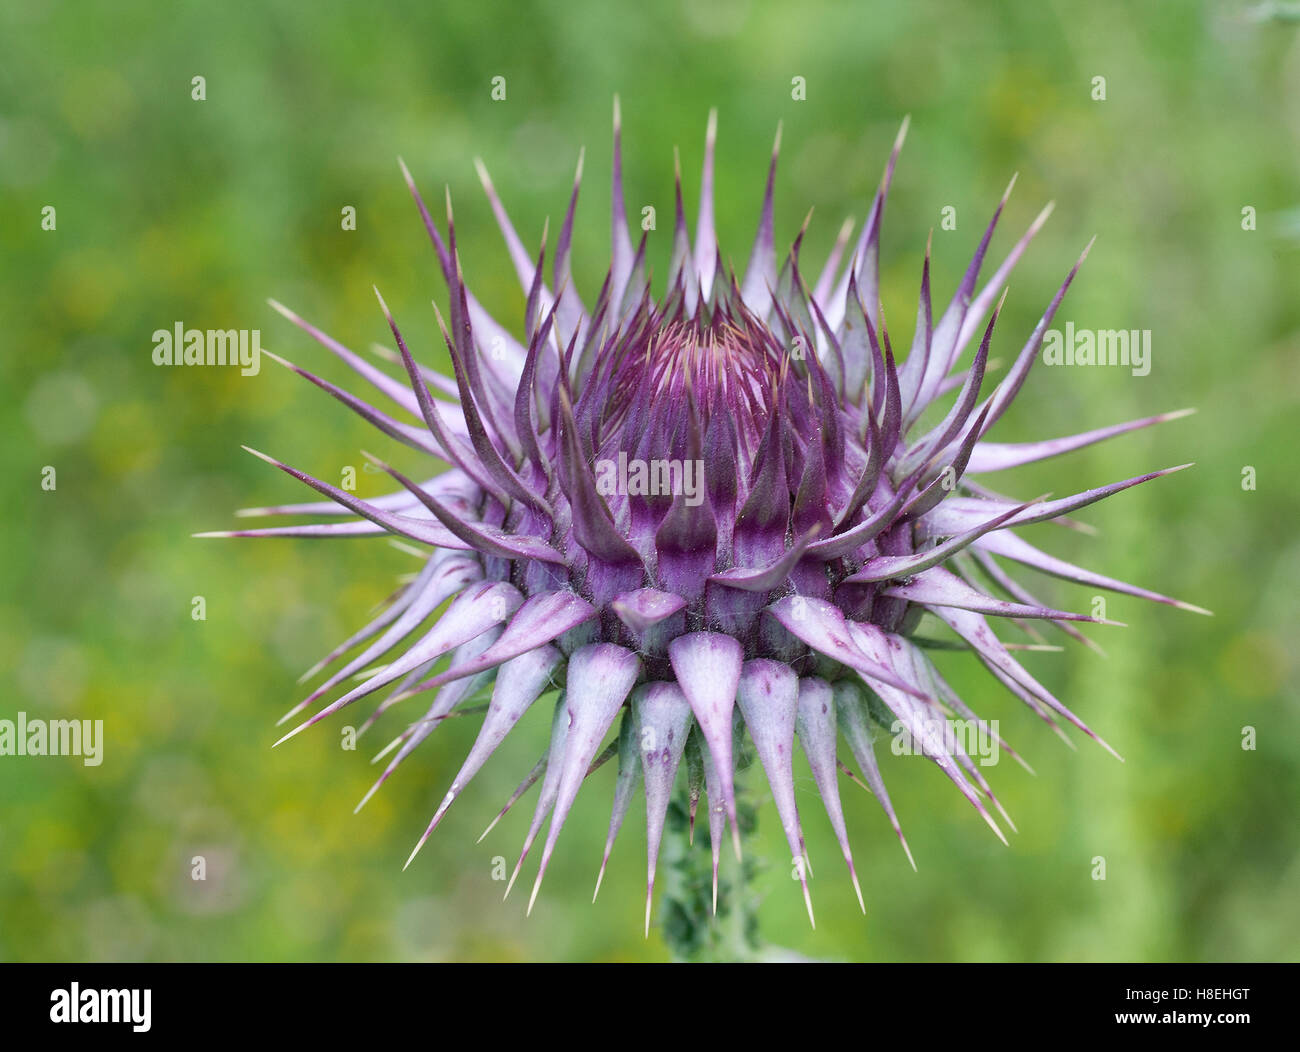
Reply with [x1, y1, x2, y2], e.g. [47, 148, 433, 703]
[202, 103, 1205, 932]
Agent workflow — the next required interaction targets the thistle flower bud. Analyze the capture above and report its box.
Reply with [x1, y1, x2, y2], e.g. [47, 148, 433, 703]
[201, 104, 1205, 930]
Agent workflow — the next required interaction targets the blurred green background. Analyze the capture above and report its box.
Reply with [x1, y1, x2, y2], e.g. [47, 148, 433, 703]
[2, 0, 1297, 962]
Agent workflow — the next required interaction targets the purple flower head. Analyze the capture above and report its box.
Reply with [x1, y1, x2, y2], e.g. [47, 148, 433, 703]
[202, 103, 1206, 932]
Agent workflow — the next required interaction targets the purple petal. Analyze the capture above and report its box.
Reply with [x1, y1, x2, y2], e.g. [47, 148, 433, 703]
[266, 297, 423, 417]
[631, 681, 694, 934]
[930, 604, 1123, 759]
[975, 529, 1212, 615]
[527, 643, 641, 913]
[921, 464, 1193, 537]
[843, 500, 1032, 584]
[593, 712, 641, 903]
[845, 624, 1009, 845]
[405, 645, 562, 868]
[825, 116, 908, 335]
[504, 695, 572, 898]
[794, 677, 864, 910]
[237, 446, 472, 549]
[882, 565, 1113, 624]
[283, 552, 480, 721]
[831, 680, 915, 870]
[611, 588, 687, 633]
[354, 626, 501, 813]
[966, 409, 1196, 474]
[668, 632, 744, 859]
[736, 660, 814, 927]
[740, 123, 783, 317]
[274, 579, 522, 746]
[765, 596, 929, 700]
[394, 590, 596, 699]
[708, 523, 822, 591]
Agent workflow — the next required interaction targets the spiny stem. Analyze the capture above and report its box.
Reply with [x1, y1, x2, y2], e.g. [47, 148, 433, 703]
[658, 778, 763, 962]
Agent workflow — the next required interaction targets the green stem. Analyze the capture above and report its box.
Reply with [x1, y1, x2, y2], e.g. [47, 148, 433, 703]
[658, 777, 763, 962]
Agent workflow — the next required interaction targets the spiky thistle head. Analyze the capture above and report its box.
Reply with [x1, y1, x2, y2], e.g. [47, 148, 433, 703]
[201, 102, 1206, 933]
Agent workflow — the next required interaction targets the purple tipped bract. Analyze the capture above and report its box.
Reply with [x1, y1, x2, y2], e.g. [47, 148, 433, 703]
[205, 103, 1205, 929]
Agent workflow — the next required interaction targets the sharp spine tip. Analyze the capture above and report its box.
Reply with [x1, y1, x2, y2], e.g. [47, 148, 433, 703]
[898, 831, 917, 872]
[502, 865, 521, 901]
[1099, 736, 1125, 763]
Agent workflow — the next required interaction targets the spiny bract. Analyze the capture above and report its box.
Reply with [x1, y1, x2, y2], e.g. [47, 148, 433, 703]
[202, 103, 1206, 932]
